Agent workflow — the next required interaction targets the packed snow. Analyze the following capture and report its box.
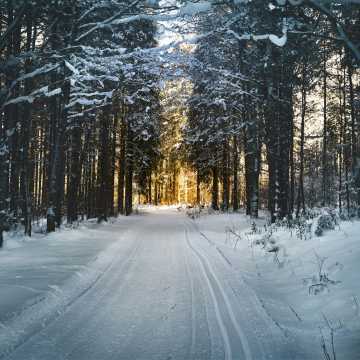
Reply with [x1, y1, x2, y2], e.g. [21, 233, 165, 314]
[194, 209, 360, 359]
[0, 208, 359, 359]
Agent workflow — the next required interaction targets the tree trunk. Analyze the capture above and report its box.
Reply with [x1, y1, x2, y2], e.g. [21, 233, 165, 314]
[289, 96, 295, 216]
[347, 60, 360, 214]
[211, 166, 219, 210]
[8, 7, 21, 219]
[67, 122, 82, 224]
[47, 72, 70, 232]
[97, 107, 112, 222]
[222, 140, 230, 211]
[118, 119, 126, 214]
[232, 135, 239, 211]
[277, 61, 293, 220]
[296, 64, 306, 217]
[322, 45, 328, 206]
[20, 7, 33, 236]
[342, 68, 351, 216]
[244, 119, 260, 218]
[154, 175, 158, 206]
[148, 170, 152, 204]
[196, 169, 201, 205]
[110, 114, 117, 216]
[124, 125, 133, 216]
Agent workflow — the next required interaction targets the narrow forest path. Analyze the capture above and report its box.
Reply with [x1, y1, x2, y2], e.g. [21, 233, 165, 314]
[2, 209, 309, 360]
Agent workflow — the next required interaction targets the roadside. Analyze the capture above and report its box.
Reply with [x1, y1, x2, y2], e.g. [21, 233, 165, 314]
[0, 216, 137, 326]
[192, 211, 360, 360]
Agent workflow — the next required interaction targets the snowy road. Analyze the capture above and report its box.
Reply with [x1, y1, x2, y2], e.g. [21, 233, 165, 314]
[2, 209, 306, 360]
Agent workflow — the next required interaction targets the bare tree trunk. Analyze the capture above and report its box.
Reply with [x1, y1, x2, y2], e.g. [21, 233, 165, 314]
[20, 7, 34, 236]
[97, 106, 112, 223]
[196, 169, 201, 205]
[47, 81, 69, 232]
[110, 114, 117, 216]
[289, 96, 295, 216]
[125, 125, 133, 216]
[148, 170, 152, 204]
[244, 117, 260, 219]
[342, 67, 351, 216]
[222, 139, 229, 211]
[8, 8, 21, 219]
[232, 135, 239, 211]
[154, 174, 158, 206]
[296, 64, 307, 218]
[322, 45, 328, 207]
[277, 60, 293, 220]
[211, 166, 219, 210]
[67, 121, 82, 224]
[347, 60, 360, 214]
[118, 119, 126, 214]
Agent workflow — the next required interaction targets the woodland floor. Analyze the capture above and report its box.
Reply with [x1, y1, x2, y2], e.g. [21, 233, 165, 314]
[0, 208, 359, 360]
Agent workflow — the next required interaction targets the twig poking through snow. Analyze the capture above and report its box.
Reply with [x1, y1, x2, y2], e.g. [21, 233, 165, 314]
[352, 295, 359, 317]
[319, 313, 342, 360]
[225, 227, 242, 250]
[288, 305, 302, 322]
[308, 251, 340, 295]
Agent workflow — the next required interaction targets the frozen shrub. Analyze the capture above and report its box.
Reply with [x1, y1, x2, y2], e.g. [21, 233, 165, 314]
[186, 206, 202, 219]
[250, 221, 260, 234]
[339, 207, 358, 220]
[303, 208, 322, 220]
[308, 252, 340, 295]
[315, 209, 339, 237]
[292, 217, 312, 241]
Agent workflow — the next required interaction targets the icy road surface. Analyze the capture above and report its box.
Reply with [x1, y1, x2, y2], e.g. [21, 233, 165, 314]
[1, 209, 307, 360]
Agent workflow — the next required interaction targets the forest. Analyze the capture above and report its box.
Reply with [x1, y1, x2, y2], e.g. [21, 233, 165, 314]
[0, 0, 359, 239]
[1, 1, 360, 360]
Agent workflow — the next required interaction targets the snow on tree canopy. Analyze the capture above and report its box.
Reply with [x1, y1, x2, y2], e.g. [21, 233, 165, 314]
[145, 0, 160, 7]
[179, 1, 212, 16]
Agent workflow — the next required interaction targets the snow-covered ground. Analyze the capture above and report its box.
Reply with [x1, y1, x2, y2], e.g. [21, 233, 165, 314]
[0, 208, 359, 359]
[195, 210, 360, 360]
[0, 217, 138, 351]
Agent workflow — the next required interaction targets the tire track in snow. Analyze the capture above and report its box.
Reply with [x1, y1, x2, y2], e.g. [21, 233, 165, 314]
[184, 241, 197, 359]
[186, 217, 291, 358]
[184, 224, 253, 360]
[185, 227, 232, 360]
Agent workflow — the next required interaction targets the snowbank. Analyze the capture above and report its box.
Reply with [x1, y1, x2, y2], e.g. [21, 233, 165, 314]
[194, 211, 360, 359]
[0, 217, 137, 357]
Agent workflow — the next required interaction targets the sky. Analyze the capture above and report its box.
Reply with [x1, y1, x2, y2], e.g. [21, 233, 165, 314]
[156, 0, 204, 47]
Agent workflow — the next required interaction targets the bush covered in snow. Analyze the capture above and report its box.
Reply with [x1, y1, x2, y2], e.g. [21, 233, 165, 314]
[314, 208, 339, 237]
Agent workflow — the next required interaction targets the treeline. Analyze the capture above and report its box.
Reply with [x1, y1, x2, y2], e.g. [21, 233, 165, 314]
[0, 0, 162, 245]
[184, 0, 359, 221]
